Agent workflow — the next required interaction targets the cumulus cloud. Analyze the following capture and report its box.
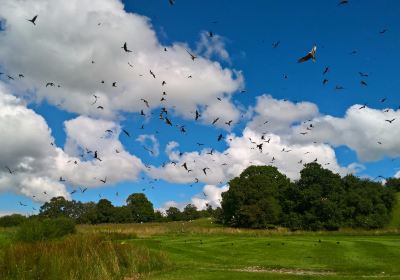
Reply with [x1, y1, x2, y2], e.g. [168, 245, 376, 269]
[289, 105, 400, 161]
[196, 31, 230, 63]
[0, 84, 145, 201]
[159, 184, 229, 212]
[136, 134, 160, 156]
[0, 0, 243, 122]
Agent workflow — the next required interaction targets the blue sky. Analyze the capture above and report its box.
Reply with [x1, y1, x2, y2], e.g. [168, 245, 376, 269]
[0, 0, 400, 215]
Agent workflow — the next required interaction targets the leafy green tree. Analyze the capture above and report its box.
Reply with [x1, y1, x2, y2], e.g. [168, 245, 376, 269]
[126, 193, 155, 222]
[182, 204, 200, 221]
[291, 163, 345, 230]
[112, 206, 133, 223]
[386, 177, 400, 192]
[95, 199, 115, 223]
[166, 207, 182, 221]
[221, 165, 290, 228]
[39, 197, 83, 219]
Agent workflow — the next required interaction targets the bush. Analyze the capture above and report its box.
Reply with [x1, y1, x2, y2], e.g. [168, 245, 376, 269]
[0, 214, 27, 227]
[16, 217, 76, 242]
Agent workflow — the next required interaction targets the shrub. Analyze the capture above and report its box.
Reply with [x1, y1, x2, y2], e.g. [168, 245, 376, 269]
[0, 214, 27, 227]
[16, 217, 76, 242]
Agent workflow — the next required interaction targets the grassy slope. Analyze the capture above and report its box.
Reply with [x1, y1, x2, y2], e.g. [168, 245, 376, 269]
[2, 220, 400, 280]
[389, 193, 400, 228]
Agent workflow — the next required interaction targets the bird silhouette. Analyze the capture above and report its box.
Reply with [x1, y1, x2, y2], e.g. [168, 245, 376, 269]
[150, 70, 156, 78]
[385, 119, 395, 123]
[27, 15, 38, 25]
[186, 50, 197, 61]
[122, 42, 132, 53]
[298, 45, 317, 63]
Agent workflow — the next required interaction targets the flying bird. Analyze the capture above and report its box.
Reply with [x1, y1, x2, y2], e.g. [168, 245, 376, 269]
[298, 45, 317, 63]
[186, 50, 197, 61]
[323, 66, 329, 75]
[217, 134, 223, 141]
[212, 118, 219, 125]
[27, 15, 38, 25]
[122, 129, 130, 137]
[385, 118, 395, 123]
[168, 0, 175, 5]
[360, 80, 368, 86]
[272, 40, 280, 48]
[5, 166, 14, 174]
[122, 42, 132, 53]
[202, 167, 210, 175]
[338, 0, 349, 5]
[149, 70, 156, 78]
[141, 98, 150, 108]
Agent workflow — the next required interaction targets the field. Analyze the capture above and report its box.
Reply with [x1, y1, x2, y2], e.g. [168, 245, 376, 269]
[1, 219, 400, 280]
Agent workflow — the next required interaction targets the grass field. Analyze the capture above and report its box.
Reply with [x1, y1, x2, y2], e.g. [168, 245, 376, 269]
[1, 219, 400, 279]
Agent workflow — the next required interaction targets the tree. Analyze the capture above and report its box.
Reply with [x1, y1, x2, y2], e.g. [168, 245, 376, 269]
[290, 163, 345, 230]
[95, 199, 115, 223]
[0, 214, 27, 227]
[221, 165, 290, 228]
[39, 197, 82, 219]
[166, 207, 182, 221]
[182, 204, 200, 221]
[126, 193, 155, 222]
[386, 177, 400, 192]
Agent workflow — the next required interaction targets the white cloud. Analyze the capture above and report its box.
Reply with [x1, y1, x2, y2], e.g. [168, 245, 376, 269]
[136, 134, 160, 156]
[196, 31, 231, 63]
[159, 184, 229, 212]
[0, 0, 243, 122]
[0, 84, 144, 201]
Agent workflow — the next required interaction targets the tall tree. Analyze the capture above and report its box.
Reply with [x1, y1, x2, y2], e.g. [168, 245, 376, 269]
[126, 193, 155, 222]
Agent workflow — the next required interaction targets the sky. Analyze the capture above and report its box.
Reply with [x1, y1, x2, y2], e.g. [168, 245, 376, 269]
[0, 0, 400, 216]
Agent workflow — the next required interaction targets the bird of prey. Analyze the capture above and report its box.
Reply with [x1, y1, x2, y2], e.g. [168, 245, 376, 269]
[380, 97, 387, 103]
[208, 31, 214, 38]
[27, 15, 38, 25]
[91, 94, 98, 105]
[141, 98, 150, 108]
[70, 190, 77, 195]
[323, 66, 329, 75]
[128, 62, 134, 67]
[256, 143, 263, 152]
[338, 0, 349, 5]
[225, 120, 233, 126]
[335, 85, 344, 90]
[122, 129, 130, 137]
[18, 74, 24, 78]
[5, 166, 14, 174]
[112, 82, 117, 87]
[19, 202, 27, 207]
[168, 0, 175, 5]
[46, 82, 55, 87]
[165, 117, 172, 126]
[122, 42, 132, 53]
[100, 177, 107, 184]
[97, 106, 104, 110]
[272, 40, 280, 48]
[359, 72, 369, 77]
[360, 80, 368, 86]
[359, 104, 367, 109]
[182, 162, 189, 171]
[202, 167, 210, 175]
[186, 50, 197, 61]
[59, 177, 66, 182]
[94, 151, 102, 161]
[379, 29, 388, 34]
[80, 187, 88, 193]
[385, 119, 395, 123]
[212, 118, 219, 125]
[195, 110, 201, 120]
[150, 70, 156, 78]
[323, 79, 329, 85]
[298, 45, 317, 63]
[162, 81, 166, 86]
[217, 134, 223, 141]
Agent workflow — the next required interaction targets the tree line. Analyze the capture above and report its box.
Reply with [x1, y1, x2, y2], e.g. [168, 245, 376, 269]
[1, 162, 399, 230]
[218, 163, 399, 230]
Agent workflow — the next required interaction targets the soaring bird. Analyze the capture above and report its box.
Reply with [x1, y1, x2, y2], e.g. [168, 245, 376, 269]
[323, 66, 329, 75]
[359, 104, 367, 109]
[27, 15, 38, 25]
[379, 29, 388, 34]
[94, 151, 102, 161]
[212, 118, 219, 125]
[338, 0, 349, 5]
[168, 0, 175, 5]
[385, 118, 395, 123]
[182, 162, 189, 171]
[122, 129, 130, 137]
[298, 45, 317, 63]
[91, 94, 99, 105]
[122, 42, 132, 53]
[323, 79, 329, 85]
[195, 110, 201, 120]
[100, 177, 107, 184]
[360, 81, 368, 86]
[59, 177, 66, 182]
[5, 166, 14, 174]
[202, 167, 210, 175]
[359, 72, 369, 77]
[141, 98, 150, 108]
[112, 82, 117, 87]
[217, 134, 223, 141]
[186, 50, 197, 61]
[272, 40, 280, 48]
[46, 82, 55, 87]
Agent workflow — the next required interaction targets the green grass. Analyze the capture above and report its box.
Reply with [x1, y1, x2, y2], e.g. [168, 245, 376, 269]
[389, 193, 400, 228]
[2, 219, 400, 279]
